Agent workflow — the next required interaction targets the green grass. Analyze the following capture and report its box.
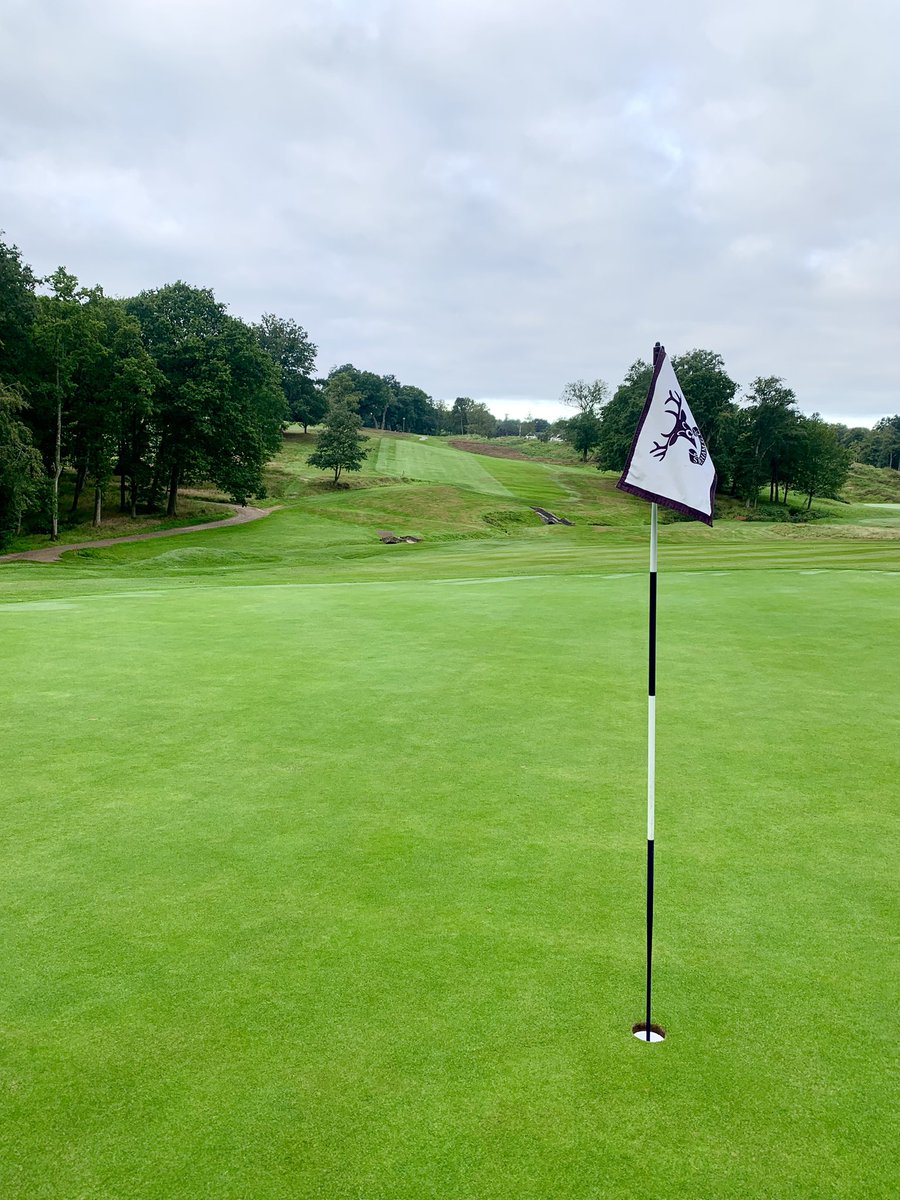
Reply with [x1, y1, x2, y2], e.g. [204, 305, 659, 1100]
[5, 475, 234, 554]
[0, 437, 897, 1198]
[840, 461, 900, 504]
[373, 433, 512, 497]
[486, 435, 586, 464]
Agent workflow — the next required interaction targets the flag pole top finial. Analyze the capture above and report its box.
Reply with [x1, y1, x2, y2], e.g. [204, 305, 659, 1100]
[652, 342, 664, 365]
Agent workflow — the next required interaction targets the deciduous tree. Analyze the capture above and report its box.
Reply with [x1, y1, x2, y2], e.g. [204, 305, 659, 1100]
[307, 396, 370, 483]
[868, 415, 900, 470]
[740, 376, 801, 506]
[128, 283, 285, 514]
[794, 414, 852, 508]
[595, 360, 652, 470]
[0, 383, 43, 550]
[327, 365, 390, 429]
[566, 410, 602, 461]
[253, 314, 322, 432]
[561, 378, 608, 416]
[0, 234, 38, 387]
[670, 349, 738, 457]
[31, 269, 106, 538]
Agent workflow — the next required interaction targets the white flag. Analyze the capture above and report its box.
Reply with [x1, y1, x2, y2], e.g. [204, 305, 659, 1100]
[617, 350, 717, 525]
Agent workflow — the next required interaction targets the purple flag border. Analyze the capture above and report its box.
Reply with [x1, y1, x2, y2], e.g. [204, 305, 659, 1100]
[615, 349, 717, 527]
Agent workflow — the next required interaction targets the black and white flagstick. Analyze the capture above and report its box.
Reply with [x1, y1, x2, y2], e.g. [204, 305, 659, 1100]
[635, 343, 665, 1044]
[620, 339, 715, 1041]
[643, 500, 660, 1041]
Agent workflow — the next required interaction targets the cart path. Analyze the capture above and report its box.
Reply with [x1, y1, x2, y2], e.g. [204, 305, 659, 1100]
[0, 505, 278, 563]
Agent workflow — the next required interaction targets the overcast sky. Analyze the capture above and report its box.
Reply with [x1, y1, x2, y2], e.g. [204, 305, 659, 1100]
[1, 0, 897, 424]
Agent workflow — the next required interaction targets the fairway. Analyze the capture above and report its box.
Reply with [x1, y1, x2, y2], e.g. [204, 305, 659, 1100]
[374, 434, 513, 496]
[372, 433, 576, 507]
[1, 446, 898, 1199]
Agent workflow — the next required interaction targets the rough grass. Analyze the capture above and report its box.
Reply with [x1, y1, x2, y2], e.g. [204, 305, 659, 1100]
[0, 436, 897, 1199]
[840, 461, 900, 503]
[452, 434, 586, 465]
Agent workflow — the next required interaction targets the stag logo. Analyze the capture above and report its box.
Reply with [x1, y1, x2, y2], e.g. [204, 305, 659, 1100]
[650, 390, 708, 466]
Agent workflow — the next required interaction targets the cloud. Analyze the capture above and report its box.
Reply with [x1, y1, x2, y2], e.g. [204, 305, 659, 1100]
[0, 0, 897, 421]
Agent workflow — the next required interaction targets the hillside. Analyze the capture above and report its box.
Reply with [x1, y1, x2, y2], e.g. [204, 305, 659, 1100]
[4, 431, 899, 589]
[266, 430, 900, 542]
[840, 461, 900, 503]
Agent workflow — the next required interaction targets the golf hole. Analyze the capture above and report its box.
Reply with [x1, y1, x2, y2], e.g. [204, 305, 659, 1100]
[632, 1022, 666, 1043]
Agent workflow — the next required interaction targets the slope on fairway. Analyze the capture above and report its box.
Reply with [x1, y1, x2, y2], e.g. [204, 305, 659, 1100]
[448, 448, 573, 506]
[374, 434, 513, 497]
[0, 565, 896, 1200]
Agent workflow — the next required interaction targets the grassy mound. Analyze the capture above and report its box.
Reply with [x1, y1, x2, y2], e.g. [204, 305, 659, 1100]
[840, 461, 900, 503]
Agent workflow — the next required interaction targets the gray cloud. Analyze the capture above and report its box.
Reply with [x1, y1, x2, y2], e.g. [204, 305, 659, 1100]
[1, 0, 897, 422]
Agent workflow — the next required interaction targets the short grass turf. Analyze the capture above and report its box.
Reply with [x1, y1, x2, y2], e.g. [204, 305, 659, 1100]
[374, 434, 513, 497]
[1, 559, 897, 1199]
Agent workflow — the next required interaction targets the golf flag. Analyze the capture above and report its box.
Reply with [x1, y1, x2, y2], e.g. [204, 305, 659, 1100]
[616, 350, 717, 525]
[619, 342, 717, 1044]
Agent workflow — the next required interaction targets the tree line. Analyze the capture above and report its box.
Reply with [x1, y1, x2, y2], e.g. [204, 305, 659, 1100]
[557, 352, 899, 509]
[0, 232, 492, 547]
[3, 229, 898, 548]
[0, 238, 300, 548]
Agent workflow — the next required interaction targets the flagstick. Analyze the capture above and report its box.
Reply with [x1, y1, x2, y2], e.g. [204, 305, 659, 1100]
[646, 502, 658, 1041]
[621, 339, 712, 1042]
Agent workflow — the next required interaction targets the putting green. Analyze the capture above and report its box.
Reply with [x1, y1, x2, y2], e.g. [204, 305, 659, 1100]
[0, 556, 896, 1199]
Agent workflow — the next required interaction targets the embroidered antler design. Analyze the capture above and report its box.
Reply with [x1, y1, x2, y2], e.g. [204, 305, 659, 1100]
[650, 390, 707, 465]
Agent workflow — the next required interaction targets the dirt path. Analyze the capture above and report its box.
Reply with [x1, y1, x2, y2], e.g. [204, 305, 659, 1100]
[0, 505, 277, 564]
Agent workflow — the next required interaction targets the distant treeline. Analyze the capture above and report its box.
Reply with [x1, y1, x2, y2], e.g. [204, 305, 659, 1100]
[328, 358, 899, 512]
[2, 231, 898, 548]
[555, 359, 899, 510]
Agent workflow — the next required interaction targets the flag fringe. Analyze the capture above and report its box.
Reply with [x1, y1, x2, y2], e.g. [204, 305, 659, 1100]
[616, 478, 716, 527]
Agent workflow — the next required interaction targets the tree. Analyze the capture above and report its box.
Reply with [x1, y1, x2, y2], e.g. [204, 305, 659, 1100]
[450, 396, 474, 434]
[566, 410, 602, 461]
[432, 399, 451, 434]
[327, 365, 390, 429]
[324, 373, 362, 411]
[323, 367, 441, 434]
[670, 350, 738, 459]
[128, 282, 285, 514]
[64, 296, 162, 526]
[739, 376, 801, 506]
[715, 403, 750, 495]
[468, 401, 496, 437]
[379, 373, 401, 430]
[794, 414, 852, 508]
[394, 384, 437, 433]
[128, 281, 225, 513]
[561, 378, 608, 416]
[445, 396, 495, 437]
[868, 416, 900, 470]
[0, 382, 43, 550]
[30, 269, 107, 538]
[104, 303, 162, 519]
[831, 423, 873, 463]
[0, 233, 38, 387]
[595, 360, 652, 470]
[197, 314, 286, 505]
[307, 398, 370, 483]
[252, 314, 322, 432]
